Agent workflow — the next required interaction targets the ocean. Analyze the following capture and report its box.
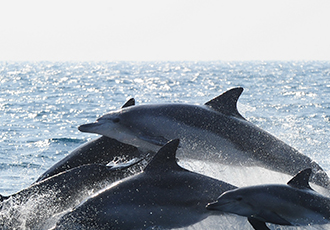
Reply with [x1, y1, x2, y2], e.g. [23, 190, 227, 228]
[1, 61, 330, 229]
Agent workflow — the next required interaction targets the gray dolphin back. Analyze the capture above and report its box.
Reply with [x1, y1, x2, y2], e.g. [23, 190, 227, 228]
[35, 136, 141, 183]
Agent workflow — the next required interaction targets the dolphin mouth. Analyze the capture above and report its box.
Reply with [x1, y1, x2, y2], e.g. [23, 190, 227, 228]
[206, 201, 219, 210]
[78, 122, 102, 133]
[206, 200, 231, 211]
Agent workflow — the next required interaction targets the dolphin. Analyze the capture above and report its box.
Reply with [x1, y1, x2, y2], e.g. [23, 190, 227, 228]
[36, 100, 143, 183]
[35, 135, 143, 183]
[78, 87, 330, 188]
[0, 158, 143, 229]
[53, 139, 237, 229]
[206, 168, 330, 230]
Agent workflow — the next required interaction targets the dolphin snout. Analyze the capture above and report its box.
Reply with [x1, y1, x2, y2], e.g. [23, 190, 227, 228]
[78, 122, 102, 132]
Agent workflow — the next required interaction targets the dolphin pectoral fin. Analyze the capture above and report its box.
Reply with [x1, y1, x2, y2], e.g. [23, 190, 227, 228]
[139, 135, 170, 147]
[248, 217, 270, 230]
[261, 210, 292, 226]
[204, 87, 245, 120]
[121, 98, 135, 108]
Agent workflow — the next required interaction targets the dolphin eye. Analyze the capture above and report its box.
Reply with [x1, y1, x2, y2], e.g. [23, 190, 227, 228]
[113, 118, 120, 123]
[236, 196, 243, 201]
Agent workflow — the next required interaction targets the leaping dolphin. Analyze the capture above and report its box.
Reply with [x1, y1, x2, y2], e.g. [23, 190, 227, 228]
[206, 168, 330, 230]
[0, 159, 143, 229]
[53, 139, 237, 229]
[78, 87, 330, 188]
[36, 136, 143, 183]
[36, 99, 145, 183]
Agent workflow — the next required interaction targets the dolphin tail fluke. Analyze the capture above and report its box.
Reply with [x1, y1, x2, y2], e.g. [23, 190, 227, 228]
[248, 217, 270, 230]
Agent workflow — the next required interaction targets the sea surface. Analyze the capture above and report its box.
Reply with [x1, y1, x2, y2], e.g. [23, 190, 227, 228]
[1, 61, 330, 229]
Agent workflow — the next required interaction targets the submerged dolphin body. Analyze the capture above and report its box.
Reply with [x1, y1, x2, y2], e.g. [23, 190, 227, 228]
[78, 87, 329, 188]
[54, 139, 237, 229]
[0, 159, 143, 229]
[207, 168, 330, 230]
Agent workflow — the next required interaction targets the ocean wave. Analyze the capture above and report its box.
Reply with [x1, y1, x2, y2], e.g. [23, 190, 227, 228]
[49, 138, 86, 144]
[0, 162, 41, 170]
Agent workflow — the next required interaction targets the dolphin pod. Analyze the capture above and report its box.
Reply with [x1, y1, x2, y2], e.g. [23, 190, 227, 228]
[53, 139, 238, 229]
[78, 87, 330, 188]
[0, 159, 143, 229]
[2, 87, 330, 229]
[206, 168, 330, 230]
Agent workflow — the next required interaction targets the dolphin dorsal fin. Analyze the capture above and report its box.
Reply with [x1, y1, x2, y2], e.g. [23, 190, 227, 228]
[287, 168, 313, 190]
[121, 98, 135, 108]
[144, 139, 183, 173]
[205, 87, 245, 119]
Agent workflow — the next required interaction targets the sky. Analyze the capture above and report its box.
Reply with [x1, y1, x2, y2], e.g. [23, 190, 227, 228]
[0, 0, 330, 61]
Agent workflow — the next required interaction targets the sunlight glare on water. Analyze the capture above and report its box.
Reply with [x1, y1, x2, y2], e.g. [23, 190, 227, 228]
[1, 61, 330, 229]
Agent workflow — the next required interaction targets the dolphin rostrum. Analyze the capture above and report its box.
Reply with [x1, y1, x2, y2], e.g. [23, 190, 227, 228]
[78, 87, 329, 188]
[206, 168, 330, 230]
[0, 159, 143, 229]
[53, 139, 237, 229]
